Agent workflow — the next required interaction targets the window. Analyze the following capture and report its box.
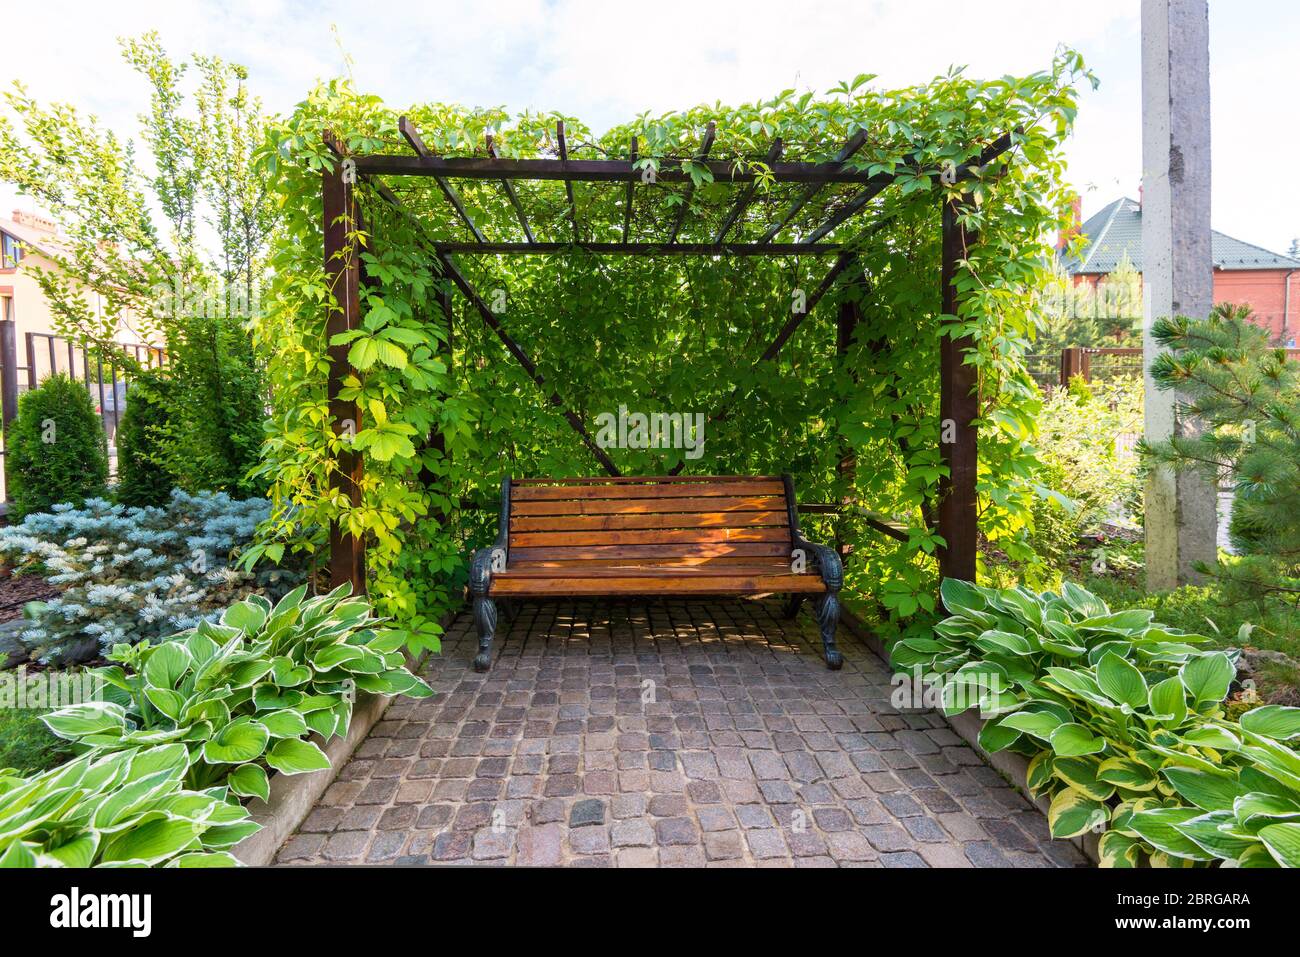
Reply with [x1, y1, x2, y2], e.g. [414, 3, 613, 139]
[1, 231, 23, 268]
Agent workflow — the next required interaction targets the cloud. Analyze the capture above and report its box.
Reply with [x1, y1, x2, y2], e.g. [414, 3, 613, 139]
[2, 0, 1295, 255]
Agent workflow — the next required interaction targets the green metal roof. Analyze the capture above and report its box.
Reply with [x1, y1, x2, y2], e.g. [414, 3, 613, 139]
[1063, 197, 1300, 274]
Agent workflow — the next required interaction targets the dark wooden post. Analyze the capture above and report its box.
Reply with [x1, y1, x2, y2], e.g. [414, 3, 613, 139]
[1060, 346, 1085, 386]
[938, 197, 978, 583]
[323, 148, 366, 594]
[0, 311, 17, 428]
[835, 298, 862, 560]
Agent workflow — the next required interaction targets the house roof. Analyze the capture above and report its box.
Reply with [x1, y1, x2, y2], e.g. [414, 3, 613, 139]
[0, 213, 69, 261]
[1063, 196, 1300, 274]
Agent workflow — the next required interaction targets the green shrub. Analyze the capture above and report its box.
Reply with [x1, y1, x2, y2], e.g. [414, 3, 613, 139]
[115, 370, 177, 507]
[1025, 376, 1144, 576]
[5, 374, 108, 519]
[0, 491, 304, 665]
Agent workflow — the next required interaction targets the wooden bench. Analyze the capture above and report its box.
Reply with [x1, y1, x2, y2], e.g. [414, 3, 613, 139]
[468, 475, 843, 672]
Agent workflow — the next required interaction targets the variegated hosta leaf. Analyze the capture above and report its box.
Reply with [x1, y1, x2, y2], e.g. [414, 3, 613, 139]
[1048, 787, 1108, 839]
[1098, 830, 1143, 868]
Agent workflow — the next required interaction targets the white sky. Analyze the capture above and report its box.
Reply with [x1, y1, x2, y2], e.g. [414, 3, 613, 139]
[1, 0, 1297, 255]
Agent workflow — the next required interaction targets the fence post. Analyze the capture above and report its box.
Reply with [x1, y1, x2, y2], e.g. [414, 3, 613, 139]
[1060, 346, 1085, 386]
[0, 317, 16, 428]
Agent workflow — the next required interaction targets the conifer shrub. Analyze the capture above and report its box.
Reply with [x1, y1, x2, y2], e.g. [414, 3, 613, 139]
[5, 374, 108, 519]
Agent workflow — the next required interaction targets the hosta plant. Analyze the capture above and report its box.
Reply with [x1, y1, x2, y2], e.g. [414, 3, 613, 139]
[0, 742, 255, 867]
[893, 578, 1215, 748]
[41, 585, 433, 802]
[1119, 706, 1300, 869]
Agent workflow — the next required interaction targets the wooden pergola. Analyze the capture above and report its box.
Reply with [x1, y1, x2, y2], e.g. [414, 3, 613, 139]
[320, 118, 1018, 596]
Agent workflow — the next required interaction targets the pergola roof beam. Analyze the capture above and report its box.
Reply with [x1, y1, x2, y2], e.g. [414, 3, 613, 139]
[434, 241, 841, 256]
[757, 129, 866, 243]
[397, 116, 486, 243]
[714, 138, 783, 244]
[666, 121, 716, 244]
[556, 121, 580, 242]
[351, 155, 890, 185]
[486, 133, 536, 243]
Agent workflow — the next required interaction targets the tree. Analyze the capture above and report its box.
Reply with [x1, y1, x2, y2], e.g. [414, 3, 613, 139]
[0, 33, 272, 498]
[1141, 303, 1300, 606]
[6, 374, 108, 518]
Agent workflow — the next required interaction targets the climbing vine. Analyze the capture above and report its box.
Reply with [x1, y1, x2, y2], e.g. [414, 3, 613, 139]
[248, 51, 1095, 649]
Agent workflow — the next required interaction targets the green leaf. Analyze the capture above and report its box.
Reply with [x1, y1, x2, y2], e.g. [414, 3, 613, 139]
[1147, 676, 1188, 724]
[1180, 653, 1234, 709]
[1097, 756, 1157, 792]
[1129, 808, 1215, 861]
[259, 709, 309, 739]
[1096, 653, 1147, 709]
[227, 763, 271, 802]
[1098, 830, 1142, 868]
[1049, 722, 1106, 757]
[222, 600, 268, 633]
[1047, 788, 1107, 839]
[1240, 706, 1300, 741]
[143, 642, 193, 690]
[41, 702, 129, 740]
[1162, 768, 1245, 812]
[997, 711, 1062, 741]
[1258, 823, 1300, 867]
[202, 718, 270, 765]
[266, 738, 331, 775]
[100, 817, 204, 865]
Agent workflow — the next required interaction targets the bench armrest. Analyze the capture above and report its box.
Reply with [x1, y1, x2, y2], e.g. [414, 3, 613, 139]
[470, 476, 512, 597]
[782, 473, 843, 591]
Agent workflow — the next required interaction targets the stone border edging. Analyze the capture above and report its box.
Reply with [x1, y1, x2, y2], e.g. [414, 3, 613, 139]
[233, 690, 392, 866]
[839, 603, 1100, 865]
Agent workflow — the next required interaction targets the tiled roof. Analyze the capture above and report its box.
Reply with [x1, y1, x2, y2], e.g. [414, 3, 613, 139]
[1062, 197, 1300, 274]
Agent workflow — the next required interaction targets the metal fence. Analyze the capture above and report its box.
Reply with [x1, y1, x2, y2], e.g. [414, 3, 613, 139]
[1028, 346, 1300, 392]
[0, 318, 165, 507]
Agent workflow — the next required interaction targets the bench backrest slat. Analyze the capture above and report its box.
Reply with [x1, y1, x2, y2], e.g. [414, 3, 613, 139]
[507, 476, 794, 567]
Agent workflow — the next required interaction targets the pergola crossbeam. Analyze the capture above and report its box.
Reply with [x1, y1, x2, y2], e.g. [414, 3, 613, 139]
[666, 121, 716, 244]
[398, 116, 486, 243]
[434, 241, 840, 256]
[487, 133, 536, 243]
[715, 138, 783, 244]
[758, 129, 866, 243]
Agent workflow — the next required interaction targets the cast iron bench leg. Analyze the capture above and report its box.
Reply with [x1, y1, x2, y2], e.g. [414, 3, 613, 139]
[814, 592, 843, 670]
[472, 596, 497, 673]
[782, 594, 804, 619]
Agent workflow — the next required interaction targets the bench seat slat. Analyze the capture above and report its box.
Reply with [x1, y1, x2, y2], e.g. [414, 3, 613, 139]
[509, 542, 790, 562]
[509, 527, 789, 548]
[510, 480, 785, 501]
[510, 511, 789, 533]
[490, 574, 826, 596]
[511, 495, 787, 516]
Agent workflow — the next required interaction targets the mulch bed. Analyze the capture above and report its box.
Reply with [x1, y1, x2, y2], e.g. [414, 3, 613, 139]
[0, 569, 60, 623]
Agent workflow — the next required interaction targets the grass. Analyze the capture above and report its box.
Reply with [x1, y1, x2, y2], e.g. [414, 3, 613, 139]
[0, 709, 73, 776]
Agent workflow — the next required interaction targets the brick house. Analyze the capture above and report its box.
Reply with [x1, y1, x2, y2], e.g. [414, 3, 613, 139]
[1061, 196, 1300, 346]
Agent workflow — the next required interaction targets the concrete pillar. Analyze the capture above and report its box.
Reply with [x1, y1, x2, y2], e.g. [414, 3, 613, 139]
[1141, 0, 1218, 590]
